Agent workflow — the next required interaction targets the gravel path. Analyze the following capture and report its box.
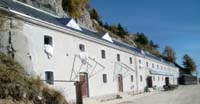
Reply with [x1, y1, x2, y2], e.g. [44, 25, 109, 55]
[118, 85, 200, 104]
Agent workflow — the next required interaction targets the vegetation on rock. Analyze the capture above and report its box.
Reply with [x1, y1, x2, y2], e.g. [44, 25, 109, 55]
[62, 0, 89, 18]
[133, 32, 160, 56]
[90, 8, 101, 23]
[0, 11, 9, 31]
[0, 53, 67, 104]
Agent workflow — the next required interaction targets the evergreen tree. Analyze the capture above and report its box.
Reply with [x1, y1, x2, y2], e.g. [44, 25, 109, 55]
[90, 8, 101, 22]
[117, 24, 129, 38]
[183, 54, 197, 74]
[150, 40, 159, 49]
[103, 22, 110, 30]
[134, 33, 149, 46]
[162, 46, 176, 63]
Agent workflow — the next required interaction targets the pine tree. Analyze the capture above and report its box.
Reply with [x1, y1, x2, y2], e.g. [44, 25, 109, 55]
[90, 8, 101, 22]
[162, 46, 176, 63]
[183, 54, 196, 74]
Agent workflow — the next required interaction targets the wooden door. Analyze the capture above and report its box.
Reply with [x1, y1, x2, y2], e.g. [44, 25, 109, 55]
[79, 73, 89, 97]
[118, 74, 123, 92]
[147, 76, 153, 88]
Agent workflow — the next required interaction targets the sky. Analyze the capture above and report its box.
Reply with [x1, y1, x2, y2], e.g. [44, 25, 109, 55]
[91, 0, 200, 76]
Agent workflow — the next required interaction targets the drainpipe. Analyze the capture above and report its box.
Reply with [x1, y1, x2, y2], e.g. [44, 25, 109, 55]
[196, 70, 199, 85]
[134, 56, 139, 93]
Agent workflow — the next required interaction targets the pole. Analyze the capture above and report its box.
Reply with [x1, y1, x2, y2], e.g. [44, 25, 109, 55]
[197, 70, 199, 85]
[74, 81, 83, 104]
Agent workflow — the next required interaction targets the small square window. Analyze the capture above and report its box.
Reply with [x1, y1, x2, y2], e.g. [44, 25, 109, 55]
[44, 35, 53, 46]
[103, 74, 107, 83]
[101, 50, 106, 59]
[79, 44, 85, 52]
[117, 54, 120, 61]
[45, 71, 54, 85]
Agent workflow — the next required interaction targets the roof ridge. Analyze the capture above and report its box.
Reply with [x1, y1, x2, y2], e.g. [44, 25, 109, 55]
[12, 0, 60, 18]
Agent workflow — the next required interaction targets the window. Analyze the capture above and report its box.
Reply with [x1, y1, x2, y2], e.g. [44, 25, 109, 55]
[101, 50, 106, 59]
[79, 44, 85, 52]
[139, 59, 141, 64]
[45, 71, 54, 85]
[152, 64, 154, 68]
[140, 75, 143, 82]
[131, 75, 134, 82]
[117, 54, 120, 61]
[153, 76, 155, 81]
[129, 57, 132, 64]
[158, 76, 160, 81]
[139, 66, 142, 69]
[44, 35, 53, 46]
[157, 65, 159, 69]
[102, 74, 107, 83]
[146, 62, 148, 67]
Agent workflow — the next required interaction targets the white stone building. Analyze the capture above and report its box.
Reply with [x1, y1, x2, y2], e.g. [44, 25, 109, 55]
[0, 0, 179, 102]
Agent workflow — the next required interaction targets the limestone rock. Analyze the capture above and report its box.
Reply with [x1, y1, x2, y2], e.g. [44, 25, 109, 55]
[17, 0, 95, 30]
[17, 0, 67, 17]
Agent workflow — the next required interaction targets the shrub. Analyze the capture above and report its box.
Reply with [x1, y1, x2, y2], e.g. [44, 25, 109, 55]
[62, 0, 89, 18]
[0, 53, 68, 104]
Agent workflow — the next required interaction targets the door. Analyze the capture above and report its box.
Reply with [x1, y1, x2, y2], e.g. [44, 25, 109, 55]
[118, 74, 123, 92]
[165, 77, 170, 86]
[147, 76, 153, 88]
[79, 73, 89, 97]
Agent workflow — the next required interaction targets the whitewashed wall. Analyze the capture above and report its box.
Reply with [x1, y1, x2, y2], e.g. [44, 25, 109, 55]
[1, 17, 179, 102]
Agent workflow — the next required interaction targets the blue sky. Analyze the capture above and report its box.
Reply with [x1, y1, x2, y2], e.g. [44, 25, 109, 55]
[91, 0, 200, 76]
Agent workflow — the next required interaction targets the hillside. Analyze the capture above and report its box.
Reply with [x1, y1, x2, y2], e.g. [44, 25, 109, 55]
[16, 0, 161, 56]
[0, 53, 67, 104]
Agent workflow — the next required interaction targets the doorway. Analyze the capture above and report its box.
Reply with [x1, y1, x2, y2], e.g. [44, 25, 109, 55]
[165, 77, 170, 86]
[118, 74, 123, 92]
[79, 73, 89, 97]
[147, 76, 153, 88]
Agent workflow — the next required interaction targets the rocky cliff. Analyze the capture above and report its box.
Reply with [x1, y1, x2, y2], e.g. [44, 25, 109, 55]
[17, 0, 95, 30]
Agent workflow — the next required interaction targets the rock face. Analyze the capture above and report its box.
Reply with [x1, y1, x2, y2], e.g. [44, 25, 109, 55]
[17, 0, 95, 30]
[77, 9, 95, 30]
